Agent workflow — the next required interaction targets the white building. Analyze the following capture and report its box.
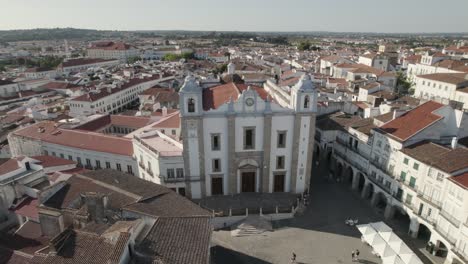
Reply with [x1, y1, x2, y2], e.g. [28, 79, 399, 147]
[0, 79, 19, 98]
[8, 121, 137, 175]
[68, 74, 174, 117]
[414, 73, 468, 108]
[24, 67, 57, 79]
[87, 41, 139, 62]
[317, 101, 468, 264]
[319, 55, 353, 75]
[58, 58, 119, 74]
[174, 74, 317, 199]
[358, 53, 389, 71]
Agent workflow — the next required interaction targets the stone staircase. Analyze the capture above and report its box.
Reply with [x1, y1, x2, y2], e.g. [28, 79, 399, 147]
[230, 216, 273, 237]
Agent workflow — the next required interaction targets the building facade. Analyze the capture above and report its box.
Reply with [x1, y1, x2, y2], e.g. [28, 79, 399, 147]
[315, 102, 468, 264]
[177, 74, 317, 199]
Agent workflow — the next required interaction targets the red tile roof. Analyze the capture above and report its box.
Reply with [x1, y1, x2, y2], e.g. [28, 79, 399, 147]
[417, 73, 468, 85]
[39, 81, 82, 90]
[202, 83, 268, 110]
[152, 112, 180, 128]
[61, 58, 118, 68]
[13, 122, 134, 156]
[450, 172, 468, 189]
[110, 115, 152, 128]
[72, 75, 162, 102]
[0, 159, 20, 175]
[10, 197, 39, 220]
[89, 41, 135, 51]
[379, 101, 444, 141]
[31, 155, 76, 168]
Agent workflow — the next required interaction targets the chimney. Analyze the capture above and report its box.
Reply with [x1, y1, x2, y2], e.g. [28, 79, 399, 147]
[48, 229, 73, 256]
[107, 86, 112, 93]
[162, 106, 168, 116]
[392, 109, 405, 120]
[83, 192, 108, 224]
[451, 137, 458, 149]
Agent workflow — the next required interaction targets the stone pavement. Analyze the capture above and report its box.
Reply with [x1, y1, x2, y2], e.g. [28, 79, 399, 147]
[211, 161, 384, 264]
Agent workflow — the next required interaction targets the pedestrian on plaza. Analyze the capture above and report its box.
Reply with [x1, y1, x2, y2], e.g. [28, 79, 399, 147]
[291, 252, 296, 263]
[355, 249, 360, 261]
[351, 250, 355, 262]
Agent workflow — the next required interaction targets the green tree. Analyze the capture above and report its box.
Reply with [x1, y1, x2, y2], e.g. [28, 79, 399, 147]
[212, 64, 227, 74]
[162, 53, 180, 61]
[181, 52, 195, 60]
[37, 56, 63, 68]
[297, 41, 311, 51]
[127, 56, 141, 64]
[396, 71, 413, 95]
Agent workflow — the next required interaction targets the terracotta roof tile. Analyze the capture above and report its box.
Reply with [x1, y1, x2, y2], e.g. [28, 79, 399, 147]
[10, 197, 39, 220]
[379, 101, 444, 141]
[449, 172, 468, 189]
[402, 141, 468, 173]
[72, 75, 162, 102]
[31, 155, 76, 168]
[135, 217, 211, 264]
[61, 58, 118, 68]
[152, 112, 180, 128]
[0, 159, 20, 175]
[13, 121, 134, 156]
[202, 83, 267, 110]
[417, 73, 468, 85]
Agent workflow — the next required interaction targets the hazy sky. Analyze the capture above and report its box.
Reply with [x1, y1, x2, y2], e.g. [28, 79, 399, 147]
[1, 0, 467, 33]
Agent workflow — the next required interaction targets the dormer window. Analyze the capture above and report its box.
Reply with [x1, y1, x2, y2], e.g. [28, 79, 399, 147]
[304, 95, 310, 109]
[187, 98, 195, 113]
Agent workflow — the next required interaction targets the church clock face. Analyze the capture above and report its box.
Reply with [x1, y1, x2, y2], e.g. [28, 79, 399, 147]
[245, 98, 254, 106]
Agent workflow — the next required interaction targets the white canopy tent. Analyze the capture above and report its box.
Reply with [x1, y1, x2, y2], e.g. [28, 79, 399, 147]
[389, 240, 413, 255]
[382, 255, 406, 264]
[357, 224, 377, 236]
[364, 232, 386, 247]
[400, 253, 424, 264]
[374, 243, 397, 258]
[370, 221, 392, 233]
[357, 222, 423, 264]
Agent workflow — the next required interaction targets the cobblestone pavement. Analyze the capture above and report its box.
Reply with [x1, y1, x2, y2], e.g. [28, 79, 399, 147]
[211, 160, 384, 264]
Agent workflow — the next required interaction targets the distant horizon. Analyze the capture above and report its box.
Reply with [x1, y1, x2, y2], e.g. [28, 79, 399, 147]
[1, 0, 467, 33]
[1, 27, 468, 35]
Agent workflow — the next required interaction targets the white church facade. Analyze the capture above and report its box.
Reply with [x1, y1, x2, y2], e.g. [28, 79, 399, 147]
[176, 74, 317, 199]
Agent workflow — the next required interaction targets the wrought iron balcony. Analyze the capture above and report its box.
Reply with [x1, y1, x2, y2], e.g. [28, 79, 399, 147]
[435, 226, 457, 245]
[417, 192, 442, 208]
[367, 174, 392, 194]
[440, 209, 461, 228]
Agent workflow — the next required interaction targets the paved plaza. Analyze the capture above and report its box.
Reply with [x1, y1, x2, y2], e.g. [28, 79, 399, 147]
[210, 160, 436, 264]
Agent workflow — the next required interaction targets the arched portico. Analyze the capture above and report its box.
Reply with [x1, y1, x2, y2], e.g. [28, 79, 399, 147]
[357, 173, 366, 192]
[335, 162, 344, 181]
[371, 191, 388, 210]
[344, 166, 354, 186]
[361, 182, 374, 200]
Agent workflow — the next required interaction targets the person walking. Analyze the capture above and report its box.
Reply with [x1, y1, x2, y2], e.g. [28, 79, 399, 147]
[351, 250, 355, 262]
[291, 252, 297, 263]
[355, 249, 360, 261]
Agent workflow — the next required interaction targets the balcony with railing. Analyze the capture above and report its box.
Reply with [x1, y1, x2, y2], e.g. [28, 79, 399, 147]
[369, 159, 394, 178]
[417, 192, 442, 208]
[452, 247, 468, 263]
[367, 173, 392, 194]
[435, 225, 457, 245]
[397, 178, 418, 192]
[334, 139, 369, 172]
[335, 137, 371, 160]
[439, 209, 461, 228]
